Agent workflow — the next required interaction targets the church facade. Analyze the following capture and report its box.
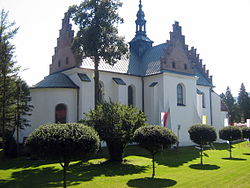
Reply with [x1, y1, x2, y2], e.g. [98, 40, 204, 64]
[20, 2, 227, 145]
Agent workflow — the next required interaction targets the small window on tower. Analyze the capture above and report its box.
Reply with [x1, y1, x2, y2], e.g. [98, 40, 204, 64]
[66, 57, 69, 65]
[184, 64, 187, 70]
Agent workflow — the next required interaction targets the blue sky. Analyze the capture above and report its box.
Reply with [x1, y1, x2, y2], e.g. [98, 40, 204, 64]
[1, 0, 250, 96]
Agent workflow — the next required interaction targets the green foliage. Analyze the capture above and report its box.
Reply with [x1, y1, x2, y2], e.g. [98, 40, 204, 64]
[188, 124, 217, 165]
[221, 86, 240, 124]
[134, 125, 177, 155]
[14, 78, 33, 130]
[133, 125, 177, 178]
[242, 127, 250, 139]
[25, 123, 100, 161]
[219, 126, 242, 158]
[25, 123, 100, 188]
[0, 9, 19, 154]
[68, 0, 128, 107]
[219, 126, 242, 141]
[238, 83, 250, 121]
[188, 124, 217, 145]
[82, 101, 146, 162]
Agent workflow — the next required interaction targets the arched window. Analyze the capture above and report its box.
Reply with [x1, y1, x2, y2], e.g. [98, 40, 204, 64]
[172, 61, 176, 68]
[177, 84, 185, 106]
[202, 93, 205, 108]
[128, 85, 136, 107]
[184, 64, 187, 70]
[55, 104, 67, 123]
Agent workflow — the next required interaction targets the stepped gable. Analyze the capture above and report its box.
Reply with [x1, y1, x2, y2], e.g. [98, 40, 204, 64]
[188, 46, 213, 86]
[49, 13, 81, 74]
[160, 21, 195, 75]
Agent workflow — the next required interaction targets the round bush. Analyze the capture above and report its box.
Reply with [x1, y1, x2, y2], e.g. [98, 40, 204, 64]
[25, 123, 100, 161]
[134, 125, 177, 154]
[242, 127, 250, 139]
[188, 124, 217, 145]
[219, 126, 242, 141]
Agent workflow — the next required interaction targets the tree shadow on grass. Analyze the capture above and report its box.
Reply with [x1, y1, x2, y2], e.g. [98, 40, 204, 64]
[0, 157, 58, 170]
[221, 157, 247, 161]
[127, 177, 177, 188]
[69, 161, 148, 179]
[243, 153, 250, 156]
[155, 146, 200, 167]
[189, 164, 220, 170]
[0, 161, 148, 188]
[0, 167, 63, 188]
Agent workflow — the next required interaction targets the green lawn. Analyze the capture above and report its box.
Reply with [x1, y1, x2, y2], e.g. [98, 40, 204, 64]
[0, 142, 250, 188]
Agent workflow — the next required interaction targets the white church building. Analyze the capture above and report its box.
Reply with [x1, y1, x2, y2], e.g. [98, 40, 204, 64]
[20, 1, 227, 145]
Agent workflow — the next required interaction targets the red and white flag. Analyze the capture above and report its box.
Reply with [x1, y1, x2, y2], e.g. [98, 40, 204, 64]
[161, 108, 170, 128]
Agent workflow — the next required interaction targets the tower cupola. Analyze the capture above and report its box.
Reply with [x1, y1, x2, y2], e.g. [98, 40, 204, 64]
[129, 0, 153, 57]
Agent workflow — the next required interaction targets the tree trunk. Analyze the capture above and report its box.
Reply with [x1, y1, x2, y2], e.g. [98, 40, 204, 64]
[229, 141, 232, 158]
[16, 85, 20, 156]
[94, 56, 100, 109]
[152, 153, 155, 179]
[200, 144, 203, 165]
[1, 68, 6, 158]
[106, 141, 124, 163]
[60, 161, 70, 188]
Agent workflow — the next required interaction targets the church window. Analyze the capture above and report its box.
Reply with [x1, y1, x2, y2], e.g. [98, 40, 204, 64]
[55, 103, 67, 123]
[177, 84, 185, 106]
[184, 64, 187, 70]
[202, 93, 206, 108]
[58, 60, 61, 67]
[66, 57, 69, 64]
[172, 61, 176, 68]
[113, 77, 126, 85]
[128, 85, 136, 107]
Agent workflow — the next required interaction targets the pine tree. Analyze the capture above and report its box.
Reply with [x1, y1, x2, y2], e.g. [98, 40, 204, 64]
[222, 87, 240, 124]
[0, 9, 19, 152]
[238, 83, 250, 122]
[14, 78, 33, 146]
[68, 0, 128, 108]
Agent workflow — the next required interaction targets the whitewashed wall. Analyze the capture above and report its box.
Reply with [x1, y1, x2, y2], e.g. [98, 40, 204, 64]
[18, 88, 78, 143]
[197, 85, 212, 124]
[211, 91, 228, 141]
[64, 68, 143, 120]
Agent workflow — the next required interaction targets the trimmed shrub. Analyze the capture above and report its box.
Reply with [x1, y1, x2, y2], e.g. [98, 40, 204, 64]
[134, 125, 177, 178]
[219, 126, 242, 158]
[82, 101, 146, 163]
[242, 127, 250, 140]
[25, 123, 100, 188]
[188, 124, 217, 165]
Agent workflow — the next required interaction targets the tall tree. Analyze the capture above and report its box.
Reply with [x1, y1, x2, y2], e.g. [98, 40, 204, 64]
[68, 0, 128, 108]
[82, 101, 146, 162]
[238, 83, 250, 121]
[14, 77, 33, 151]
[0, 9, 19, 152]
[221, 87, 239, 124]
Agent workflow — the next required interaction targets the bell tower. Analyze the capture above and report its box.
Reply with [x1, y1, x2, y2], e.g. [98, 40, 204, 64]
[129, 0, 153, 57]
